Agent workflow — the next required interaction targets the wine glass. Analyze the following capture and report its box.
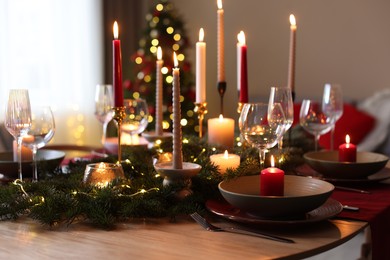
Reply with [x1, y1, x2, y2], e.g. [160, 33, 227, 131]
[300, 99, 333, 151]
[268, 86, 294, 149]
[239, 103, 285, 168]
[4, 89, 32, 180]
[22, 106, 55, 182]
[95, 84, 114, 145]
[322, 83, 343, 150]
[122, 99, 149, 143]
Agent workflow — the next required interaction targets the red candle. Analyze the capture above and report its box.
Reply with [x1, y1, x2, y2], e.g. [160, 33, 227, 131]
[113, 21, 123, 107]
[260, 156, 284, 196]
[237, 31, 248, 103]
[339, 134, 357, 162]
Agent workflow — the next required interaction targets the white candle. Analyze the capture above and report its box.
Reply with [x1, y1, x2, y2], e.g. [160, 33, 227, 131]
[208, 114, 235, 150]
[196, 28, 206, 103]
[156, 46, 164, 135]
[172, 52, 183, 169]
[210, 150, 240, 174]
[217, 0, 225, 82]
[287, 14, 296, 93]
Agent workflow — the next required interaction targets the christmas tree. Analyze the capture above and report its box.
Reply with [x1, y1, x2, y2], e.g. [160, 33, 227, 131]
[125, 0, 197, 134]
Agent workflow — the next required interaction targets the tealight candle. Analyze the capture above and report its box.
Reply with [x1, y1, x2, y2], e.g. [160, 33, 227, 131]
[260, 155, 284, 196]
[339, 134, 357, 162]
[13, 140, 32, 161]
[210, 150, 240, 174]
[83, 162, 124, 188]
[207, 114, 235, 150]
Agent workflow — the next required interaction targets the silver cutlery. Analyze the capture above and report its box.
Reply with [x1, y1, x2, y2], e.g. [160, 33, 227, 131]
[335, 186, 371, 194]
[343, 205, 360, 211]
[190, 212, 294, 243]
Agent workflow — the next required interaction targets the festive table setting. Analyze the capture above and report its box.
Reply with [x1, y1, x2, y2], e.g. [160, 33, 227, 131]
[1, 0, 390, 259]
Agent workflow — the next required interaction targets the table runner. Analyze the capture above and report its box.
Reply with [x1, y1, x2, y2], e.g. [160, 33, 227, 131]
[332, 183, 390, 260]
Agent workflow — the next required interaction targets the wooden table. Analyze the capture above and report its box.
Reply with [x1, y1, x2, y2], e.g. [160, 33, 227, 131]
[0, 216, 367, 259]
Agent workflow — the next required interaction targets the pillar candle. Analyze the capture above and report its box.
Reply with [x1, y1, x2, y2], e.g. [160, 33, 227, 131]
[208, 114, 234, 150]
[237, 31, 248, 103]
[196, 28, 206, 103]
[155, 46, 164, 136]
[172, 52, 183, 169]
[210, 150, 240, 174]
[339, 134, 357, 162]
[217, 0, 225, 82]
[287, 14, 296, 94]
[113, 21, 123, 107]
[260, 155, 284, 196]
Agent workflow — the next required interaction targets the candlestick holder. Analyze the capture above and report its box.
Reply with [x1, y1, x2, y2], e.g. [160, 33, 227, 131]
[217, 81, 226, 115]
[193, 102, 208, 138]
[112, 106, 126, 163]
[154, 162, 201, 200]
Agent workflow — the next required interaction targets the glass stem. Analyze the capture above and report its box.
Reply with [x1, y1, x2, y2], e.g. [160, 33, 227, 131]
[17, 136, 23, 181]
[102, 121, 108, 145]
[32, 146, 38, 182]
[314, 134, 320, 151]
[259, 148, 266, 169]
[278, 137, 284, 150]
[330, 125, 335, 150]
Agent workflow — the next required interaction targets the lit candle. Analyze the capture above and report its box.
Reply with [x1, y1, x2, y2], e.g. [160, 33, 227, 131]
[83, 162, 124, 188]
[260, 155, 284, 196]
[172, 52, 183, 169]
[217, 0, 225, 82]
[13, 140, 32, 161]
[113, 21, 123, 107]
[156, 46, 164, 136]
[196, 28, 206, 103]
[210, 150, 240, 174]
[287, 14, 296, 95]
[237, 31, 248, 103]
[339, 134, 357, 162]
[207, 114, 235, 150]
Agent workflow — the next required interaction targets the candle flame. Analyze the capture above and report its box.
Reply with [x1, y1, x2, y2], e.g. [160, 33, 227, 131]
[173, 52, 178, 68]
[157, 46, 162, 60]
[289, 14, 296, 26]
[218, 114, 224, 121]
[223, 150, 229, 158]
[345, 134, 351, 144]
[199, 28, 204, 42]
[237, 31, 246, 45]
[113, 21, 119, 39]
[217, 0, 223, 10]
[98, 162, 107, 169]
[270, 155, 275, 167]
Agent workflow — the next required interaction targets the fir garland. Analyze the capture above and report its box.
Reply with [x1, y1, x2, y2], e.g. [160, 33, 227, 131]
[0, 127, 312, 229]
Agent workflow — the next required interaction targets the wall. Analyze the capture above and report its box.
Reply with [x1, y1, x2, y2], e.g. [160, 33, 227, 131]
[169, 0, 390, 120]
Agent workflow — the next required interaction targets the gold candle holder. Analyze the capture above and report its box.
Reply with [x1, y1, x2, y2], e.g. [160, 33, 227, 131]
[194, 102, 208, 138]
[112, 106, 126, 163]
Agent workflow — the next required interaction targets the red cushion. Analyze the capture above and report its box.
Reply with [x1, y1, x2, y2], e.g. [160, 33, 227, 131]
[293, 103, 376, 149]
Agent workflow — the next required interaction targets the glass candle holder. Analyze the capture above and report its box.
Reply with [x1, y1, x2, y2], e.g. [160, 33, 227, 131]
[83, 162, 125, 187]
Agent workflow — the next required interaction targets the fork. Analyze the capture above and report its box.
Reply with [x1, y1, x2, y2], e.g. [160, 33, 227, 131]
[190, 212, 294, 243]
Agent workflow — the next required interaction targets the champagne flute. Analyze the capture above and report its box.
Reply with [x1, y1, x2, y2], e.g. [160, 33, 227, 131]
[22, 106, 55, 182]
[122, 99, 149, 144]
[268, 86, 294, 149]
[300, 99, 333, 151]
[95, 84, 114, 145]
[239, 103, 285, 168]
[322, 83, 343, 150]
[4, 89, 32, 180]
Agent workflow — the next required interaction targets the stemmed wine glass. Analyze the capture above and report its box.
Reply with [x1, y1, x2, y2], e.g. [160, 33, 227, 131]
[239, 103, 285, 168]
[22, 106, 55, 182]
[4, 89, 32, 180]
[322, 83, 343, 150]
[300, 99, 333, 151]
[122, 99, 149, 144]
[95, 84, 114, 145]
[268, 86, 294, 149]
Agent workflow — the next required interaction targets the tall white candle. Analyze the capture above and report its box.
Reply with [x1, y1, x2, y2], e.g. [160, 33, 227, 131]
[287, 14, 297, 94]
[172, 52, 183, 169]
[196, 28, 206, 103]
[208, 114, 235, 150]
[156, 46, 164, 136]
[217, 0, 225, 82]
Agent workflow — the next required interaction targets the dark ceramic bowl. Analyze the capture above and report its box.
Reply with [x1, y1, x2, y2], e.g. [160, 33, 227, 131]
[304, 151, 389, 179]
